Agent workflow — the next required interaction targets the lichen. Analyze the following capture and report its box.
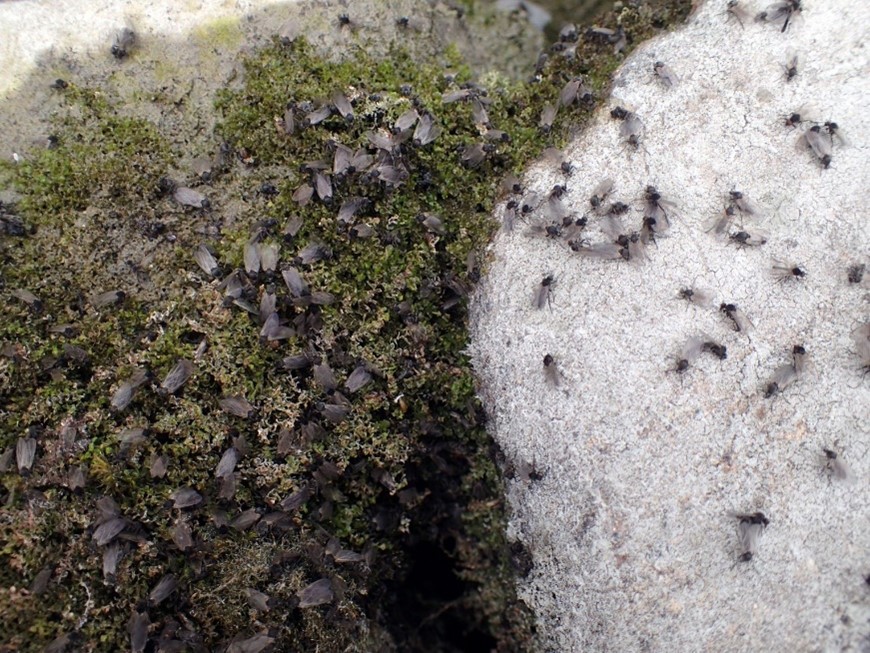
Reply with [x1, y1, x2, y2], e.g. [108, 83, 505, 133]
[0, 1, 691, 651]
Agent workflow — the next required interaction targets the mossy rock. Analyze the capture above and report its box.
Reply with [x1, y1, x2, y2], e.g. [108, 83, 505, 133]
[0, 1, 691, 650]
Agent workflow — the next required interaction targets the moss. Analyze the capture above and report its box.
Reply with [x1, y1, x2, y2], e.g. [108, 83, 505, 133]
[192, 18, 245, 51]
[0, 1, 692, 651]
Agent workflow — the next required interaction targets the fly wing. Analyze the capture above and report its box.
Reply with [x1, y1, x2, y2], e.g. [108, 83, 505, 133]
[575, 242, 623, 260]
[394, 108, 419, 132]
[681, 336, 704, 362]
[738, 521, 761, 556]
[173, 187, 208, 208]
[298, 578, 334, 608]
[193, 244, 220, 277]
[282, 266, 308, 297]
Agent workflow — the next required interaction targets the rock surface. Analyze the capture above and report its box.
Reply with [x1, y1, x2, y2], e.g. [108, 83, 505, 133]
[472, 0, 869, 650]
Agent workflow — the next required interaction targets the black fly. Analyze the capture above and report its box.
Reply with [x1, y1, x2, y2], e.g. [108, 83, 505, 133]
[846, 263, 865, 284]
[620, 113, 645, 149]
[671, 336, 703, 374]
[543, 354, 561, 387]
[821, 448, 853, 482]
[852, 323, 870, 376]
[539, 104, 558, 133]
[111, 27, 137, 59]
[756, 0, 801, 32]
[771, 259, 806, 282]
[764, 345, 806, 397]
[644, 186, 677, 230]
[784, 53, 798, 82]
[726, 0, 752, 28]
[720, 303, 752, 333]
[728, 190, 758, 217]
[702, 341, 728, 360]
[733, 512, 769, 561]
[800, 125, 833, 168]
[729, 228, 768, 247]
[534, 275, 556, 310]
[653, 61, 678, 88]
[589, 178, 615, 211]
[678, 285, 714, 308]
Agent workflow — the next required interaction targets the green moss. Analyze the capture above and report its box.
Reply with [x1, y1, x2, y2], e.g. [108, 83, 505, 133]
[192, 18, 245, 51]
[0, 1, 692, 650]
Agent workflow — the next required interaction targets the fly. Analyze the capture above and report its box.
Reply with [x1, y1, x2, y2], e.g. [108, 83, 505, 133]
[502, 174, 524, 196]
[173, 186, 210, 209]
[729, 228, 768, 247]
[331, 90, 354, 121]
[534, 274, 556, 310]
[852, 323, 870, 376]
[727, 190, 758, 217]
[702, 341, 728, 360]
[653, 61, 679, 88]
[170, 487, 203, 509]
[644, 185, 677, 228]
[337, 196, 370, 224]
[345, 365, 373, 393]
[111, 27, 137, 59]
[846, 263, 865, 283]
[619, 112, 645, 149]
[764, 345, 806, 397]
[542, 147, 574, 175]
[110, 367, 150, 413]
[219, 396, 255, 419]
[296, 241, 332, 264]
[313, 171, 333, 201]
[822, 448, 853, 482]
[784, 53, 798, 82]
[771, 259, 806, 282]
[16, 437, 36, 474]
[559, 77, 593, 107]
[413, 113, 440, 146]
[610, 105, 630, 120]
[11, 288, 43, 313]
[785, 114, 805, 132]
[524, 219, 563, 240]
[543, 354, 561, 387]
[678, 285, 714, 308]
[193, 244, 221, 278]
[158, 359, 194, 396]
[823, 121, 846, 145]
[671, 336, 703, 373]
[539, 104, 558, 133]
[244, 240, 261, 276]
[572, 241, 623, 260]
[416, 212, 446, 235]
[756, 0, 801, 33]
[292, 183, 314, 206]
[800, 125, 832, 168]
[720, 303, 753, 333]
[471, 97, 490, 127]
[461, 142, 495, 169]
[394, 108, 419, 132]
[90, 290, 125, 309]
[589, 178, 615, 211]
[733, 511, 769, 561]
[725, 0, 752, 28]
[148, 574, 177, 607]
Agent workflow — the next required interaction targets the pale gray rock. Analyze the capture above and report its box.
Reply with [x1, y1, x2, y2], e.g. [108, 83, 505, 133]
[471, 1, 870, 651]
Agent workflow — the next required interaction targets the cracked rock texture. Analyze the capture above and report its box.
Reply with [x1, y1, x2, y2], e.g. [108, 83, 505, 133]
[471, 0, 869, 651]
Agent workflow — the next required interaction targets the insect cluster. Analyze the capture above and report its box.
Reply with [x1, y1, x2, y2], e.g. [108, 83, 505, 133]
[510, 175, 678, 265]
[500, 1, 867, 571]
[7, 8, 638, 645]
